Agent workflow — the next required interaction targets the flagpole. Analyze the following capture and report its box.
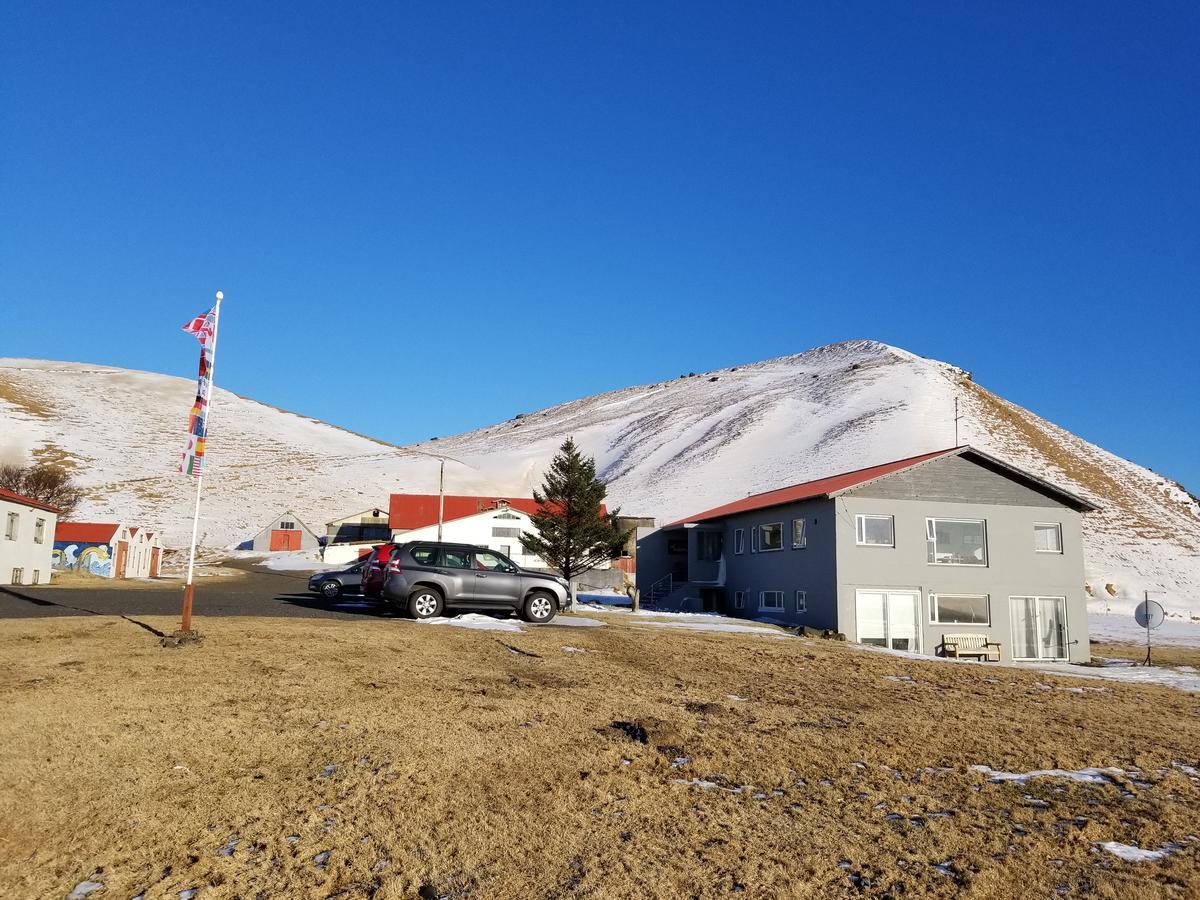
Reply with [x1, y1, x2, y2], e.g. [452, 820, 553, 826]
[181, 290, 223, 633]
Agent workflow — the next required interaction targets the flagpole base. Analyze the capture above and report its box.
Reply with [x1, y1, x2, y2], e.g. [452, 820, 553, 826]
[181, 584, 195, 633]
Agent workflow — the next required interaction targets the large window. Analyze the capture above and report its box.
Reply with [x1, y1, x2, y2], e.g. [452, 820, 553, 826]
[792, 518, 807, 549]
[733, 590, 745, 610]
[795, 591, 807, 612]
[855, 514, 894, 547]
[5, 513, 18, 541]
[926, 518, 987, 566]
[1034, 523, 1063, 554]
[733, 529, 745, 555]
[34, 518, 46, 544]
[758, 523, 783, 552]
[759, 590, 784, 611]
[1011, 596, 1068, 660]
[930, 593, 990, 625]
[697, 531, 723, 561]
[492, 527, 521, 538]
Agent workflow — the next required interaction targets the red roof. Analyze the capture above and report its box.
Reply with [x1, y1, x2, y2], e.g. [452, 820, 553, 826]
[389, 495, 542, 531]
[55, 522, 121, 544]
[665, 448, 963, 527]
[0, 486, 62, 514]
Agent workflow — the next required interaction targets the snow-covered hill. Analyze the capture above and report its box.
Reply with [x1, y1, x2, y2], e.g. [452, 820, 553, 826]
[2, 342, 1197, 616]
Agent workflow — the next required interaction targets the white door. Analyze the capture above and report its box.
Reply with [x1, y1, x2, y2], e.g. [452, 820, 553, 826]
[856, 590, 921, 652]
[1010, 596, 1068, 660]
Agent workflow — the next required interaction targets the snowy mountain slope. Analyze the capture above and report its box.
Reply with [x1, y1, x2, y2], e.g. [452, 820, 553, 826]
[1, 342, 1197, 616]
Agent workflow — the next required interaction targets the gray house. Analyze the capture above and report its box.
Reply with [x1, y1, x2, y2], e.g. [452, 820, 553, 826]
[636, 447, 1097, 663]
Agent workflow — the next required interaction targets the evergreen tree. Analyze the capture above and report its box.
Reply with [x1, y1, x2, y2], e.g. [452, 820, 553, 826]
[520, 438, 631, 604]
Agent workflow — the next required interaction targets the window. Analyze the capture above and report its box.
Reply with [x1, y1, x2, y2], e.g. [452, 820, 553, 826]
[758, 523, 783, 552]
[759, 590, 784, 611]
[441, 549, 471, 569]
[795, 591, 806, 612]
[751, 527, 758, 553]
[930, 593, 990, 625]
[31, 570, 40, 585]
[1034, 523, 1063, 554]
[733, 529, 745, 554]
[1011, 596, 1068, 660]
[926, 518, 987, 566]
[5, 512, 17, 541]
[792, 518, 807, 549]
[473, 551, 514, 572]
[11, 568, 22, 585]
[34, 518, 46, 544]
[697, 531, 723, 560]
[411, 547, 438, 565]
[492, 527, 521, 538]
[499, 544, 511, 557]
[279, 521, 295, 530]
[494, 512, 520, 520]
[733, 590, 745, 610]
[855, 514, 894, 547]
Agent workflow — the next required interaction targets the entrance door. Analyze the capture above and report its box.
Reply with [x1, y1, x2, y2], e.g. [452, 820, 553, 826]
[1010, 596, 1068, 660]
[115, 541, 128, 578]
[856, 590, 921, 652]
[269, 530, 302, 551]
[149, 548, 161, 578]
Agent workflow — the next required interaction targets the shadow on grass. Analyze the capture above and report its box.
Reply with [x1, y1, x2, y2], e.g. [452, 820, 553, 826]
[274, 592, 402, 618]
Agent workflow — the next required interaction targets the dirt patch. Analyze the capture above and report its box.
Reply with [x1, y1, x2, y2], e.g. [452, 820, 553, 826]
[0, 371, 56, 419]
[1, 616, 1198, 898]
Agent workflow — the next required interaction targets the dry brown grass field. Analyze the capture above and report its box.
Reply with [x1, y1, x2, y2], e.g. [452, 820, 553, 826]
[2, 612, 1199, 899]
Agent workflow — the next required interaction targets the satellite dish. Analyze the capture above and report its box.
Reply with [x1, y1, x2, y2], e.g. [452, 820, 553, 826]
[1134, 599, 1165, 630]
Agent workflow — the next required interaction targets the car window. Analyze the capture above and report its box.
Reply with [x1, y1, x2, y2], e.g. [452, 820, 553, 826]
[348, 562, 365, 573]
[473, 551, 512, 571]
[410, 547, 438, 566]
[441, 549, 470, 569]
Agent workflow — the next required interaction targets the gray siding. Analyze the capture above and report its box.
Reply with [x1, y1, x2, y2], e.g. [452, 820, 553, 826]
[251, 512, 321, 552]
[843, 454, 1064, 508]
[834, 494, 1088, 662]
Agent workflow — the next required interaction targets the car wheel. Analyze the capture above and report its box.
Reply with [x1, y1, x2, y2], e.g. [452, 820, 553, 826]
[320, 580, 341, 599]
[521, 591, 557, 624]
[408, 587, 444, 620]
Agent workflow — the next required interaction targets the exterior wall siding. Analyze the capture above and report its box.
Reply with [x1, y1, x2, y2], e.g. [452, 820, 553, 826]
[719, 498, 839, 627]
[833, 495, 1088, 662]
[843, 454, 1066, 508]
[252, 513, 321, 552]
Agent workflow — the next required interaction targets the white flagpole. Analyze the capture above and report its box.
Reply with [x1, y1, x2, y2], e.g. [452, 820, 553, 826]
[182, 289, 223, 632]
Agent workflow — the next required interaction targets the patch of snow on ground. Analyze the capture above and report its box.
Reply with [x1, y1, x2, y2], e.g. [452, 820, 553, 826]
[417, 614, 525, 633]
[68, 882, 105, 900]
[970, 765, 1126, 785]
[553, 616, 605, 627]
[1088, 612, 1200, 648]
[252, 551, 341, 572]
[1097, 841, 1179, 863]
[635, 620, 789, 638]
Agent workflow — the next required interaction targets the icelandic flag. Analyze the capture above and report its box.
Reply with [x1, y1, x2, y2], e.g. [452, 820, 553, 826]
[180, 307, 217, 476]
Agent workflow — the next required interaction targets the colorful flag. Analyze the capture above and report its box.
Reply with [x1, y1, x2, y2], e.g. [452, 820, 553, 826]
[180, 307, 217, 476]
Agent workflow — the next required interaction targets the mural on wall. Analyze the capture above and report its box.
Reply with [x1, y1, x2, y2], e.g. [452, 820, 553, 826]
[52, 543, 113, 577]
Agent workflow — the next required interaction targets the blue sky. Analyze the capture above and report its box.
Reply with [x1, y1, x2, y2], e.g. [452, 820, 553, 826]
[2, 3, 1198, 488]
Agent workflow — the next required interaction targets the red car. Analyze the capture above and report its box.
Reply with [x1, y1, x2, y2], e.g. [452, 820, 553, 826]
[361, 543, 399, 598]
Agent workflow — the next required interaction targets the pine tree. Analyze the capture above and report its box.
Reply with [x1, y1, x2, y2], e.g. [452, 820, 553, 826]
[520, 438, 630, 605]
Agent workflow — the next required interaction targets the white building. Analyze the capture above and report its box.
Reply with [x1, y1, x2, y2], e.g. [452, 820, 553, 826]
[1, 487, 59, 586]
[391, 504, 550, 569]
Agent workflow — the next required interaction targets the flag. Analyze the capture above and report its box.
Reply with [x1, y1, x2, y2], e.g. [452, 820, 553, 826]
[180, 307, 217, 476]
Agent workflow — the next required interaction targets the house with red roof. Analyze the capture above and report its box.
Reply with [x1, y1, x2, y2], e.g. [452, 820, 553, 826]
[384, 494, 551, 570]
[53, 522, 164, 578]
[1, 487, 60, 586]
[636, 446, 1097, 663]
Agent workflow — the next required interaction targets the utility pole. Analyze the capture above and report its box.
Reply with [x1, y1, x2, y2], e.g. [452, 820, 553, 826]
[954, 397, 964, 446]
[437, 458, 445, 542]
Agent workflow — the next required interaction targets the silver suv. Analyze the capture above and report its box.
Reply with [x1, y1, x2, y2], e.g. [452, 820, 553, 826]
[381, 541, 568, 623]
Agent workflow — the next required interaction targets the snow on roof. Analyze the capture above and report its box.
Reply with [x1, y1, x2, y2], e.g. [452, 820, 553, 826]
[665, 446, 1096, 527]
[0, 486, 62, 514]
[55, 522, 121, 543]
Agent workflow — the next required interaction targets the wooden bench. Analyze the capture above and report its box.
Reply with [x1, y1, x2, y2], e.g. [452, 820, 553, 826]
[941, 633, 1001, 661]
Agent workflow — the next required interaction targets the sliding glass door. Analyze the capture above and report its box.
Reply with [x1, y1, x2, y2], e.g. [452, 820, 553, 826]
[856, 590, 921, 652]
[1010, 596, 1068, 660]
